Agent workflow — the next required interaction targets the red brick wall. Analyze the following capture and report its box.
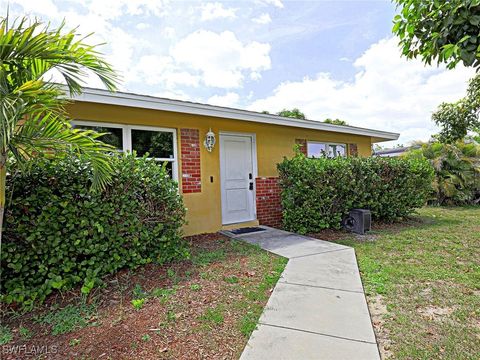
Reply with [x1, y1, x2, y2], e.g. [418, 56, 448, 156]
[180, 128, 201, 193]
[295, 138, 307, 155]
[256, 177, 282, 228]
[348, 143, 358, 157]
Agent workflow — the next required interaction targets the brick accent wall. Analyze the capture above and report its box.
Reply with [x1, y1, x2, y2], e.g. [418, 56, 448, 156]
[295, 138, 307, 155]
[256, 177, 282, 228]
[348, 143, 358, 157]
[180, 128, 201, 193]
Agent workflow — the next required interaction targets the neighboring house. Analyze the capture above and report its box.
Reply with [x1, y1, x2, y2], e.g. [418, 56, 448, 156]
[375, 145, 420, 157]
[68, 88, 399, 235]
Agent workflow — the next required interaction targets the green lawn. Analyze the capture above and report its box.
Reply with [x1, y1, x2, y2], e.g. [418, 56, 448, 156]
[337, 207, 480, 359]
[3, 208, 478, 359]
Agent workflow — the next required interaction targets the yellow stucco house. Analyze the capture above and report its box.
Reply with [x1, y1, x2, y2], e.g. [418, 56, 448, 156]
[68, 88, 399, 236]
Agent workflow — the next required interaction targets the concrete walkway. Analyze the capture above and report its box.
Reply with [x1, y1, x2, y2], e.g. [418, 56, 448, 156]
[223, 226, 380, 360]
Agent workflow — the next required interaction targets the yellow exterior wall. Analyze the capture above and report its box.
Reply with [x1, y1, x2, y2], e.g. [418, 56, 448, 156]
[67, 102, 373, 235]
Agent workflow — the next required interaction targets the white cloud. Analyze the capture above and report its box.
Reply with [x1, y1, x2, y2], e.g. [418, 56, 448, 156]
[65, 15, 144, 87]
[130, 55, 200, 91]
[200, 2, 237, 21]
[171, 30, 271, 88]
[131, 55, 201, 88]
[154, 90, 191, 101]
[252, 13, 272, 24]
[263, 0, 284, 9]
[6, 0, 271, 93]
[74, 0, 168, 20]
[250, 72, 262, 81]
[162, 27, 176, 39]
[136, 22, 150, 30]
[6, 0, 147, 90]
[207, 92, 240, 107]
[249, 37, 474, 145]
[7, 0, 59, 17]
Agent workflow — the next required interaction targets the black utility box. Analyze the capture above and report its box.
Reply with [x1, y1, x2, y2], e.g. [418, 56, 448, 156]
[342, 209, 371, 235]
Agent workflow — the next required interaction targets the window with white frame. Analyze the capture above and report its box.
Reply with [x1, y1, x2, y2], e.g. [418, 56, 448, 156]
[307, 141, 346, 158]
[73, 121, 178, 180]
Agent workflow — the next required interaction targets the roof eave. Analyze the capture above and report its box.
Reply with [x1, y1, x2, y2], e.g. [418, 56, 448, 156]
[71, 88, 400, 142]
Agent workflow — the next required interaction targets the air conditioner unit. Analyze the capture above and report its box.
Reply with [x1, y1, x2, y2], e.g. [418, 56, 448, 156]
[342, 209, 371, 235]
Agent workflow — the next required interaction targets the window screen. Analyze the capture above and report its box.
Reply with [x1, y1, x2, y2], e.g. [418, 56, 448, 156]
[131, 129, 174, 159]
[307, 142, 346, 158]
[72, 122, 179, 180]
[328, 144, 346, 158]
[307, 142, 327, 158]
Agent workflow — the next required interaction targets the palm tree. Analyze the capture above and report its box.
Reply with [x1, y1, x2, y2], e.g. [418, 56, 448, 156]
[0, 16, 119, 243]
[407, 140, 480, 205]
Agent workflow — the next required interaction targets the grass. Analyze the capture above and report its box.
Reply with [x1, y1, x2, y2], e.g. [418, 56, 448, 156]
[150, 287, 176, 302]
[18, 326, 32, 340]
[190, 284, 202, 291]
[224, 275, 239, 284]
[237, 257, 287, 336]
[5, 209, 476, 359]
[2, 234, 286, 359]
[199, 305, 225, 326]
[0, 325, 13, 345]
[191, 248, 226, 266]
[331, 207, 480, 359]
[34, 303, 97, 336]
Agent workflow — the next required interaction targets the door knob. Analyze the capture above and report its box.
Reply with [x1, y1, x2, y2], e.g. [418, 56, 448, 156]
[249, 182, 254, 190]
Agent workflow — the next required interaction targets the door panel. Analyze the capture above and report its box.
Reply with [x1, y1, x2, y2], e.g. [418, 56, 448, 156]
[220, 134, 255, 224]
[226, 189, 248, 211]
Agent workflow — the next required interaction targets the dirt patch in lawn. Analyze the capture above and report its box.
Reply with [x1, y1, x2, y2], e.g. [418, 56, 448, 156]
[1, 234, 286, 360]
[367, 295, 393, 359]
[417, 306, 455, 321]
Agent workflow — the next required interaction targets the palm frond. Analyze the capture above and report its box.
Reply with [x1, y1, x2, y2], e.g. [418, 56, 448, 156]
[0, 94, 26, 151]
[0, 16, 119, 94]
[11, 112, 115, 189]
[1, 14, 120, 192]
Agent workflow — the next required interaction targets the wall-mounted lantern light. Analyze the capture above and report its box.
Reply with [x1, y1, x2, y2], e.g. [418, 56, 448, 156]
[204, 128, 216, 152]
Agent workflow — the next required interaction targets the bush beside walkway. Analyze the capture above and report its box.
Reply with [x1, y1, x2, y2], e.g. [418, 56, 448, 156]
[278, 154, 433, 233]
[2, 153, 186, 307]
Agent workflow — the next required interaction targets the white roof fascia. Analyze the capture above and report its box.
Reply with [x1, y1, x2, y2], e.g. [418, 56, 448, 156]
[71, 88, 400, 142]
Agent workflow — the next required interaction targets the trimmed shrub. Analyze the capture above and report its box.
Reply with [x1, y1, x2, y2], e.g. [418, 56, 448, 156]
[1, 153, 187, 308]
[278, 154, 434, 233]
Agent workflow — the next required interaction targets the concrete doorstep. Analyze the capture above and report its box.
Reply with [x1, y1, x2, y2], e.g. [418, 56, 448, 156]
[222, 227, 380, 360]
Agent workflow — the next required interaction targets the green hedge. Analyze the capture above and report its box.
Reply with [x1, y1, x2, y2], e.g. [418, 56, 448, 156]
[278, 154, 434, 233]
[1, 153, 187, 308]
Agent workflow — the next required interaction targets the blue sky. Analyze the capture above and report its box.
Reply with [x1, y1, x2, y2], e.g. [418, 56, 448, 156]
[3, 0, 474, 146]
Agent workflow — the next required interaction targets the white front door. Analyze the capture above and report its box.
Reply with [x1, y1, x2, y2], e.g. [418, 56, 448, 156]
[220, 134, 256, 224]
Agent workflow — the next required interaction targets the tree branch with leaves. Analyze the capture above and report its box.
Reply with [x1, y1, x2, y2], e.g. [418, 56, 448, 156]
[393, 0, 480, 69]
[432, 75, 480, 143]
